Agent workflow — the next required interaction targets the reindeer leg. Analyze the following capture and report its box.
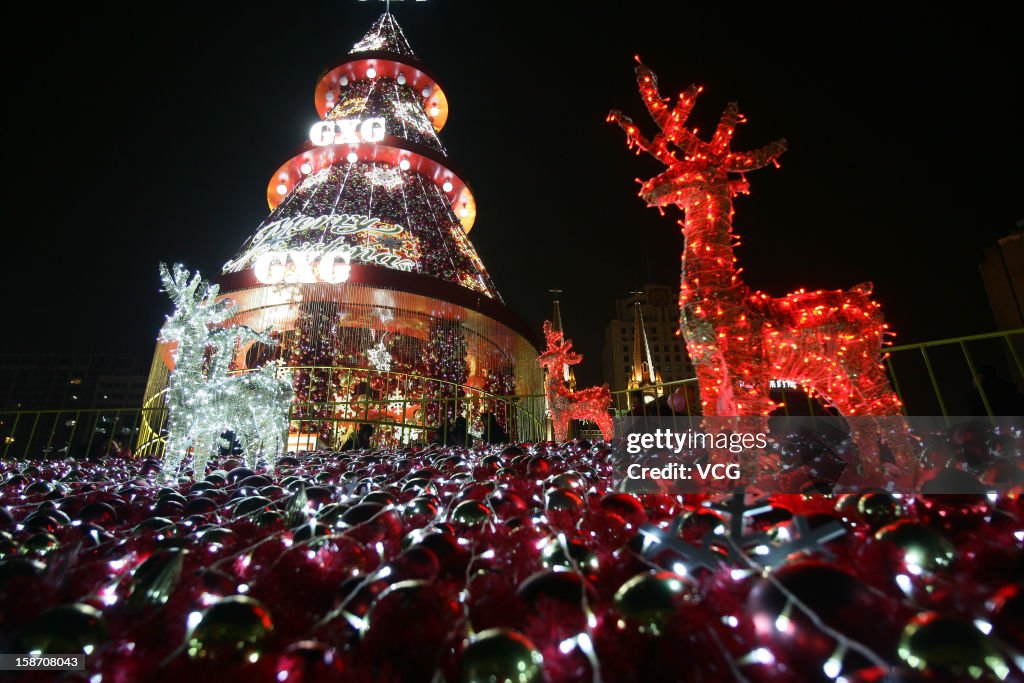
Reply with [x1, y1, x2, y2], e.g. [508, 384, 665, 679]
[160, 436, 183, 483]
[597, 413, 615, 442]
[552, 415, 568, 443]
[234, 428, 256, 471]
[816, 374, 897, 491]
[692, 361, 724, 417]
[697, 362, 740, 478]
[249, 431, 264, 472]
[191, 432, 213, 481]
[161, 423, 192, 484]
[258, 419, 281, 474]
[848, 363, 917, 489]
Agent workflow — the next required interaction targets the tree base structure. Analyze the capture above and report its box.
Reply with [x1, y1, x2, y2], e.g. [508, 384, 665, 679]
[142, 268, 542, 453]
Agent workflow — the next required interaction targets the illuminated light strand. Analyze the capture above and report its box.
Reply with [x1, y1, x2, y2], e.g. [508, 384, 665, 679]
[158, 264, 293, 480]
[537, 321, 614, 441]
[609, 59, 914, 483]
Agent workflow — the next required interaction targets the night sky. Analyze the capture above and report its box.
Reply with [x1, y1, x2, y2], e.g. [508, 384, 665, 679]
[7, 2, 1020, 386]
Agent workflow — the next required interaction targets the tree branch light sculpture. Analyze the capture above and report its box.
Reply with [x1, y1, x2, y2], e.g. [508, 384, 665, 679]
[537, 321, 614, 442]
[609, 58, 913, 483]
[159, 264, 293, 480]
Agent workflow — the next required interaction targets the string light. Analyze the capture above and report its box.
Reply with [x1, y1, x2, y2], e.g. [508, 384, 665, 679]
[537, 321, 614, 441]
[158, 264, 293, 480]
[609, 58, 913, 481]
[209, 12, 521, 450]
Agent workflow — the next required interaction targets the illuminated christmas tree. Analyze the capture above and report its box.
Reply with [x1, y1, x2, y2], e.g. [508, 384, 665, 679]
[286, 301, 347, 442]
[424, 318, 468, 427]
[143, 11, 543, 450]
[221, 12, 497, 296]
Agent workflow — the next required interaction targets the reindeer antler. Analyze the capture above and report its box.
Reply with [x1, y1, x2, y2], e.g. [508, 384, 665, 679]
[210, 325, 277, 349]
[538, 321, 583, 368]
[158, 263, 238, 340]
[159, 262, 225, 307]
[608, 57, 787, 174]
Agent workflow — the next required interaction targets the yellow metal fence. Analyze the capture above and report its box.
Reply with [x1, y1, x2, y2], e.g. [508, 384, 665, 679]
[1, 330, 1020, 460]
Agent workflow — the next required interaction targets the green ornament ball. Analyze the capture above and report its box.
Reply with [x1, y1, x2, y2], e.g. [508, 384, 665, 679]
[857, 491, 902, 526]
[187, 595, 274, 662]
[18, 603, 108, 655]
[126, 548, 185, 612]
[362, 491, 398, 506]
[459, 628, 545, 683]
[0, 530, 15, 558]
[403, 496, 440, 520]
[257, 510, 284, 528]
[232, 496, 273, 519]
[451, 500, 492, 526]
[480, 454, 503, 470]
[548, 472, 586, 490]
[133, 516, 176, 533]
[540, 537, 599, 576]
[292, 521, 332, 549]
[898, 613, 1010, 679]
[876, 521, 956, 574]
[614, 571, 695, 634]
[23, 531, 59, 554]
[195, 527, 234, 544]
[545, 488, 583, 512]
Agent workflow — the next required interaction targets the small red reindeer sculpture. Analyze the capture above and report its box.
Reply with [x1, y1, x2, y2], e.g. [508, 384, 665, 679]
[537, 321, 614, 442]
[609, 58, 913, 484]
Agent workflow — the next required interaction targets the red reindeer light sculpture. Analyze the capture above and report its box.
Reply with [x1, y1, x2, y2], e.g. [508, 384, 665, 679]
[609, 58, 913, 484]
[537, 321, 614, 442]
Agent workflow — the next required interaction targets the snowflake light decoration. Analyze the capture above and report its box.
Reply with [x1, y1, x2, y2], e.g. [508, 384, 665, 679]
[351, 33, 387, 53]
[395, 100, 437, 138]
[367, 333, 393, 372]
[366, 164, 405, 190]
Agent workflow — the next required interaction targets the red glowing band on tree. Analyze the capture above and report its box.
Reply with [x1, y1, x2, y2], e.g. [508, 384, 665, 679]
[538, 321, 614, 442]
[609, 57, 912, 482]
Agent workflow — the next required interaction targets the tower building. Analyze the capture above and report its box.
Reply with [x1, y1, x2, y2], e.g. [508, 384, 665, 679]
[625, 301, 664, 400]
[548, 292, 576, 392]
[603, 285, 692, 395]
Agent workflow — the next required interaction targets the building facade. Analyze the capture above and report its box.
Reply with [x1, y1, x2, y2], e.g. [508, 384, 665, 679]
[980, 227, 1024, 390]
[602, 285, 692, 392]
[0, 353, 148, 410]
[981, 229, 1024, 332]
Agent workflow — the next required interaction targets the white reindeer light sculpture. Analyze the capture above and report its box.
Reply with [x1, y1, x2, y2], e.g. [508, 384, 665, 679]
[158, 263, 293, 480]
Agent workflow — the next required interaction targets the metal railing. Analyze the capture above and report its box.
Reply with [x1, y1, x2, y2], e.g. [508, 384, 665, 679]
[884, 329, 1024, 424]
[132, 365, 549, 456]
[277, 365, 549, 450]
[0, 407, 164, 461]
[605, 328, 1024, 423]
[2, 329, 1021, 460]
